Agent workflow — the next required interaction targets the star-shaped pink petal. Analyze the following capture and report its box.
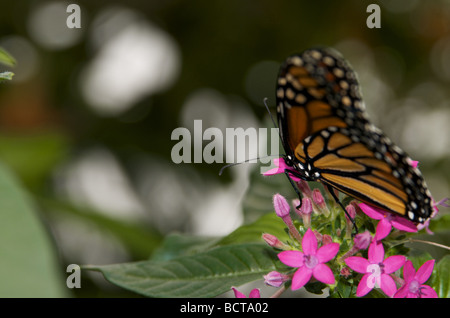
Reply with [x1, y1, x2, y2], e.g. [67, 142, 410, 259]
[359, 203, 417, 240]
[262, 157, 301, 182]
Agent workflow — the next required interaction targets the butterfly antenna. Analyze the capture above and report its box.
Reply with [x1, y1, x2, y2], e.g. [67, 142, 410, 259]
[264, 97, 287, 149]
[219, 99, 281, 176]
[263, 98, 278, 129]
[219, 162, 241, 176]
[219, 155, 277, 176]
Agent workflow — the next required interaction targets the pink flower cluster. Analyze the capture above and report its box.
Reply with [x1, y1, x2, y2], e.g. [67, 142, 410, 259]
[246, 157, 440, 298]
[265, 193, 340, 291]
[344, 203, 437, 298]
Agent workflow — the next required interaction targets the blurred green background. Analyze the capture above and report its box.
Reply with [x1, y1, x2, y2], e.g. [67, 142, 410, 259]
[0, 0, 449, 297]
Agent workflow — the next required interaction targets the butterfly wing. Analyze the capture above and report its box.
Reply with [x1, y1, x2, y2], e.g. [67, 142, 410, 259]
[276, 48, 366, 158]
[276, 48, 433, 223]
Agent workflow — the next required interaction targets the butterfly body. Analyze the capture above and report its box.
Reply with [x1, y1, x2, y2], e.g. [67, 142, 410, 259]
[276, 48, 433, 223]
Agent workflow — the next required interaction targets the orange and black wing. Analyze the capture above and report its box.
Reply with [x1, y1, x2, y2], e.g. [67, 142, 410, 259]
[276, 48, 365, 158]
[276, 48, 433, 223]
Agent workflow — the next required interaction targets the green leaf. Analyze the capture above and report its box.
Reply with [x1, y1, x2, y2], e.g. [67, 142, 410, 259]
[407, 249, 434, 269]
[305, 281, 327, 295]
[0, 48, 16, 67]
[150, 233, 217, 261]
[434, 255, 450, 298]
[85, 243, 284, 298]
[0, 161, 66, 297]
[150, 212, 289, 260]
[330, 277, 357, 298]
[0, 71, 14, 80]
[364, 289, 387, 298]
[428, 213, 450, 233]
[216, 212, 289, 246]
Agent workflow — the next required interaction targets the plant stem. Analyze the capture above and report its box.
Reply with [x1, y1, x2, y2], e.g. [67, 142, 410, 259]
[409, 238, 450, 251]
[390, 273, 404, 286]
[284, 217, 303, 242]
[270, 285, 286, 298]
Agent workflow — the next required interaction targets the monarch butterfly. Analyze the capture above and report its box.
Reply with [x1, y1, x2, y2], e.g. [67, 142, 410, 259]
[275, 47, 433, 223]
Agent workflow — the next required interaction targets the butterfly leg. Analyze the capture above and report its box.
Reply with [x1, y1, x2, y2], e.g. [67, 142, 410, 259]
[284, 170, 303, 210]
[326, 185, 358, 235]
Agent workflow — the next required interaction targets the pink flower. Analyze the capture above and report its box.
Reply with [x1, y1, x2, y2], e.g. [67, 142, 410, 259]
[345, 241, 406, 297]
[263, 157, 300, 181]
[416, 208, 436, 235]
[434, 197, 450, 210]
[394, 260, 437, 298]
[419, 197, 450, 234]
[278, 228, 339, 290]
[359, 203, 417, 240]
[231, 287, 260, 298]
[408, 159, 419, 169]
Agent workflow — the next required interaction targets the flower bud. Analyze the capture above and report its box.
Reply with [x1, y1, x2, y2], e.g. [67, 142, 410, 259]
[313, 230, 322, 242]
[345, 204, 357, 237]
[264, 271, 290, 287]
[273, 194, 302, 242]
[262, 233, 287, 250]
[292, 198, 302, 218]
[312, 188, 325, 207]
[312, 188, 330, 216]
[314, 231, 332, 245]
[340, 267, 351, 278]
[296, 179, 312, 197]
[322, 234, 333, 245]
[338, 231, 373, 263]
[300, 197, 312, 228]
[353, 230, 372, 250]
[273, 193, 290, 218]
[301, 197, 313, 215]
[345, 204, 356, 222]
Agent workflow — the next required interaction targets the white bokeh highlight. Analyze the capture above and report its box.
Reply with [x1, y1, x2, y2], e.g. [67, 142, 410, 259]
[80, 8, 180, 116]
